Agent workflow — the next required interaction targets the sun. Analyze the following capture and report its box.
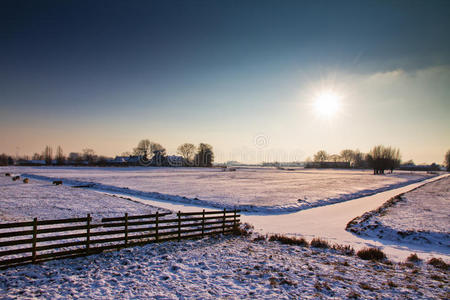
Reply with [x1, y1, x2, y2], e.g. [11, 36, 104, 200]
[313, 90, 341, 117]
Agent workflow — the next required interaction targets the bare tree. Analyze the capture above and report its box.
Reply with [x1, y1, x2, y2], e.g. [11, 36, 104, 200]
[352, 150, 365, 168]
[195, 143, 214, 167]
[367, 145, 401, 174]
[82, 148, 96, 164]
[445, 150, 450, 172]
[329, 154, 341, 162]
[177, 143, 196, 163]
[340, 149, 354, 164]
[133, 140, 166, 159]
[32, 153, 43, 160]
[313, 150, 328, 162]
[56, 146, 65, 165]
[43, 146, 53, 165]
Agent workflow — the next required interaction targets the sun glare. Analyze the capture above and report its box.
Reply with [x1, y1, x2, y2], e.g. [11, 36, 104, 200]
[313, 91, 341, 117]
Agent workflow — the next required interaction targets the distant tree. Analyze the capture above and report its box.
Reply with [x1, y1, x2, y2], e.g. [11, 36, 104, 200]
[313, 150, 328, 162]
[329, 154, 341, 163]
[366, 145, 401, 174]
[195, 143, 214, 167]
[177, 143, 196, 163]
[340, 149, 354, 164]
[133, 140, 166, 159]
[352, 150, 365, 168]
[7, 156, 14, 165]
[68, 152, 81, 163]
[121, 152, 131, 157]
[56, 146, 65, 165]
[445, 150, 450, 172]
[403, 159, 415, 165]
[43, 146, 53, 165]
[133, 139, 152, 158]
[32, 153, 43, 160]
[82, 148, 96, 164]
[0, 154, 8, 166]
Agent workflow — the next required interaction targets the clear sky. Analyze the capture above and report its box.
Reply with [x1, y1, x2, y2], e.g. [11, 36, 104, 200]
[1, 0, 449, 164]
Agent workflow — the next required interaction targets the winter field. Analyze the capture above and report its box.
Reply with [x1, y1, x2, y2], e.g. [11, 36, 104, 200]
[0, 175, 166, 222]
[0, 167, 448, 299]
[347, 175, 450, 252]
[1, 235, 449, 299]
[2, 166, 436, 214]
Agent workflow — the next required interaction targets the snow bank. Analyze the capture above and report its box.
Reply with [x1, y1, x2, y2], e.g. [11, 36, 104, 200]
[347, 176, 450, 252]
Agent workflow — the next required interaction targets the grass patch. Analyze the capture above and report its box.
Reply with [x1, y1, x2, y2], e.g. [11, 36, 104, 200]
[232, 223, 253, 236]
[331, 244, 355, 256]
[406, 253, 422, 263]
[252, 234, 266, 242]
[427, 258, 449, 270]
[310, 238, 330, 249]
[268, 234, 309, 247]
[356, 247, 386, 261]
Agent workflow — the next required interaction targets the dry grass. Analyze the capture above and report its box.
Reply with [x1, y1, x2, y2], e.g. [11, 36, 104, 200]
[310, 238, 330, 249]
[406, 253, 421, 263]
[268, 234, 309, 247]
[232, 223, 254, 236]
[331, 244, 355, 256]
[356, 247, 386, 261]
[427, 258, 449, 270]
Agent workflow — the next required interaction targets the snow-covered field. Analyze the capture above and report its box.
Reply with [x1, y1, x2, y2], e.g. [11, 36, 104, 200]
[0, 175, 166, 222]
[0, 235, 448, 299]
[3, 166, 435, 214]
[347, 176, 450, 252]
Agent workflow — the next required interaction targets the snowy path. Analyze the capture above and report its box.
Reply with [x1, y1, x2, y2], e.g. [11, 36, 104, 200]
[242, 174, 450, 262]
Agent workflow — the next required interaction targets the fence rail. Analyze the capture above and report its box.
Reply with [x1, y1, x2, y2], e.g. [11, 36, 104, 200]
[0, 209, 240, 269]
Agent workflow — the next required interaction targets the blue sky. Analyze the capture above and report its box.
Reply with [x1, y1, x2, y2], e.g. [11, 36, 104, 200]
[1, 0, 449, 163]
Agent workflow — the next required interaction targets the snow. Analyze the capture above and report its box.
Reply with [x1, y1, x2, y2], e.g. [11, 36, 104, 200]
[3, 166, 436, 214]
[0, 168, 448, 298]
[347, 175, 450, 252]
[0, 175, 167, 222]
[0, 235, 448, 299]
[243, 174, 450, 262]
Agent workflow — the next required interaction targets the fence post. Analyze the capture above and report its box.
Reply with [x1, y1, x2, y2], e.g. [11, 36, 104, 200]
[201, 209, 205, 238]
[32, 217, 37, 263]
[233, 208, 237, 229]
[124, 213, 128, 247]
[86, 214, 91, 255]
[177, 211, 181, 242]
[223, 208, 226, 234]
[155, 211, 159, 242]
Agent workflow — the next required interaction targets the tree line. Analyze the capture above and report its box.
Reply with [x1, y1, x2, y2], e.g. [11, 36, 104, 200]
[309, 145, 447, 174]
[0, 140, 215, 168]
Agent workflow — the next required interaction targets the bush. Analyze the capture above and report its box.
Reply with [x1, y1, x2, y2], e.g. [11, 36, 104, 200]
[252, 234, 266, 242]
[331, 244, 355, 256]
[357, 247, 386, 261]
[269, 234, 309, 247]
[428, 258, 449, 270]
[406, 253, 421, 263]
[310, 238, 330, 249]
[232, 223, 253, 236]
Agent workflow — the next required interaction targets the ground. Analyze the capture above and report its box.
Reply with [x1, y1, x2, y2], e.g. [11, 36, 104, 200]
[0, 175, 166, 222]
[0, 235, 448, 299]
[3, 166, 435, 213]
[0, 167, 448, 299]
[347, 176, 450, 251]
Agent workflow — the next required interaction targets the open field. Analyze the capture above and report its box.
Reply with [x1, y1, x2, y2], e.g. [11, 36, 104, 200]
[0, 175, 165, 222]
[0, 235, 448, 299]
[347, 176, 450, 251]
[2, 166, 435, 214]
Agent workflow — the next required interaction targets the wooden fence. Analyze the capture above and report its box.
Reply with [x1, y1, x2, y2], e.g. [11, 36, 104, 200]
[0, 209, 240, 269]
